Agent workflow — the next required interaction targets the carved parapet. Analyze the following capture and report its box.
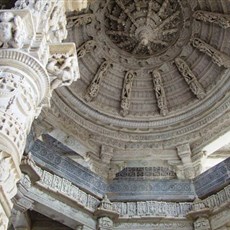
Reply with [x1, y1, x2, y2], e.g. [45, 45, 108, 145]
[120, 70, 136, 116]
[174, 58, 205, 99]
[193, 10, 230, 29]
[191, 37, 230, 68]
[0, 10, 34, 49]
[84, 61, 111, 102]
[47, 43, 80, 91]
[151, 70, 168, 116]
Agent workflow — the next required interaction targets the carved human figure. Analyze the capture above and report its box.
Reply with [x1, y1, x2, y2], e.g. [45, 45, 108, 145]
[0, 12, 26, 49]
[98, 216, 113, 230]
[152, 70, 168, 116]
[121, 71, 135, 116]
[47, 53, 78, 90]
[48, 5, 67, 42]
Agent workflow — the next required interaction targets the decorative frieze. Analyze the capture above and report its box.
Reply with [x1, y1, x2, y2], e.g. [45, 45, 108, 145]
[85, 61, 111, 102]
[175, 58, 205, 99]
[191, 37, 230, 68]
[120, 71, 136, 116]
[193, 10, 230, 29]
[151, 70, 168, 116]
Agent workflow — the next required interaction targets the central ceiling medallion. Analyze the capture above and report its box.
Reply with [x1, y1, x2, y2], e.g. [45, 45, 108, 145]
[104, 0, 182, 58]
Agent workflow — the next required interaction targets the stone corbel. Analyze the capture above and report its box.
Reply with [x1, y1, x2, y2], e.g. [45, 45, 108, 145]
[95, 195, 118, 230]
[47, 43, 80, 91]
[177, 143, 195, 179]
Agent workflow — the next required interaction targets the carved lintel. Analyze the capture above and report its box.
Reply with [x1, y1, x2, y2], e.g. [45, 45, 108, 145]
[193, 10, 230, 29]
[151, 70, 168, 116]
[47, 43, 79, 91]
[85, 61, 111, 102]
[77, 40, 97, 59]
[175, 58, 205, 99]
[67, 14, 93, 29]
[191, 37, 230, 68]
[120, 70, 136, 116]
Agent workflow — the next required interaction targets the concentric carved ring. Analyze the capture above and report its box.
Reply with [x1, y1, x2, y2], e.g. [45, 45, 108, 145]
[104, 0, 183, 58]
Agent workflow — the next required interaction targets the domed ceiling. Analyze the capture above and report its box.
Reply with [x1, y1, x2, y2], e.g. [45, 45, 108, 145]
[49, 0, 230, 159]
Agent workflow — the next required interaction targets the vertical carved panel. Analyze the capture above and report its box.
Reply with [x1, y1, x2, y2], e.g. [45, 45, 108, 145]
[151, 70, 168, 116]
[120, 70, 136, 116]
[193, 11, 230, 29]
[77, 40, 97, 59]
[175, 58, 205, 99]
[191, 38, 230, 68]
[85, 61, 111, 102]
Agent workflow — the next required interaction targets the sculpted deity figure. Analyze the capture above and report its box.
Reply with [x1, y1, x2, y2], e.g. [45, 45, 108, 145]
[47, 53, 78, 90]
[121, 70, 136, 116]
[0, 12, 26, 49]
[152, 70, 168, 116]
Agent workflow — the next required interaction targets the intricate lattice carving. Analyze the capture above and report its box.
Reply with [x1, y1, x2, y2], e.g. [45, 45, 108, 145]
[77, 40, 97, 59]
[151, 70, 168, 116]
[84, 61, 111, 102]
[0, 12, 26, 49]
[120, 70, 136, 116]
[193, 10, 230, 29]
[104, 0, 182, 58]
[67, 14, 93, 29]
[191, 38, 230, 68]
[175, 58, 205, 99]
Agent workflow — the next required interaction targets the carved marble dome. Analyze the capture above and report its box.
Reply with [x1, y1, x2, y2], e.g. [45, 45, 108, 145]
[50, 0, 230, 157]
